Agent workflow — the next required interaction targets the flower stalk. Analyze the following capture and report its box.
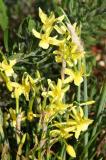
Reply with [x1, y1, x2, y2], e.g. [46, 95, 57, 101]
[83, 57, 88, 160]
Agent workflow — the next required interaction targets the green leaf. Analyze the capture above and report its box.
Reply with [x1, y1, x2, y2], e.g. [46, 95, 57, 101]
[28, 18, 36, 33]
[0, 0, 8, 51]
[0, 0, 8, 31]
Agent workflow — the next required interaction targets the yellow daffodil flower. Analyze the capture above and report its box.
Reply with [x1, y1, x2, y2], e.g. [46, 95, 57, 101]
[32, 8, 65, 49]
[53, 40, 84, 65]
[44, 102, 71, 122]
[53, 22, 84, 66]
[64, 67, 84, 86]
[42, 79, 69, 103]
[0, 59, 16, 77]
[39, 7, 64, 32]
[50, 129, 73, 139]
[7, 73, 35, 100]
[70, 106, 93, 139]
[8, 82, 28, 100]
[9, 108, 25, 128]
[52, 106, 93, 140]
[32, 28, 64, 49]
[51, 121, 75, 139]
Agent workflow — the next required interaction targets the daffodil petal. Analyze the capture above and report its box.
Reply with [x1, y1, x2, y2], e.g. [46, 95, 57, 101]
[64, 76, 74, 84]
[9, 59, 16, 66]
[39, 40, 49, 49]
[64, 68, 74, 76]
[39, 8, 47, 24]
[54, 25, 64, 34]
[80, 100, 95, 106]
[56, 15, 64, 21]
[48, 37, 64, 46]
[32, 29, 41, 39]
[79, 107, 84, 117]
[57, 79, 62, 90]
[74, 72, 83, 86]
[75, 130, 80, 139]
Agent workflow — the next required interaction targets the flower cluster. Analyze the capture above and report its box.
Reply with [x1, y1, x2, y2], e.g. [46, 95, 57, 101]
[31, 8, 93, 158]
[0, 8, 94, 159]
[32, 8, 85, 87]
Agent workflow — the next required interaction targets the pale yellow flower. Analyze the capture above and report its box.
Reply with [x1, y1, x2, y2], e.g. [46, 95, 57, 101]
[32, 8, 65, 49]
[50, 128, 73, 139]
[67, 22, 85, 54]
[70, 106, 93, 139]
[52, 106, 93, 140]
[7, 73, 35, 100]
[9, 108, 25, 128]
[32, 28, 64, 49]
[64, 67, 84, 86]
[0, 59, 16, 77]
[39, 7, 64, 32]
[44, 102, 70, 122]
[53, 40, 84, 65]
[42, 79, 69, 103]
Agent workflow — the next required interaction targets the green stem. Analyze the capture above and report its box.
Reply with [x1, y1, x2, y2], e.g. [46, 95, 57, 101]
[28, 92, 35, 111]
[83, 57, 88, 160]
[77, 60, 81, 103]
[77, 86, 81, 103]
[16, 98, 20, 144]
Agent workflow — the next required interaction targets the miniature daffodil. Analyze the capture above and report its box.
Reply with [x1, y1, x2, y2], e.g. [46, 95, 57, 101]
[50, 127, 73, 139]
[42, 79, 69, 103]
[44, 102, 70, 122]
[53, 41, 84, 65]
[64, 67, 84, 86]
[0, 59, 16, 77]
[32, 28, 64, 49]
[7, 73, 35, 100]
[39, 7, 64, 32]
[51, 106, 93, 140]
[70, 107, 93, 139]
[67, 22, 85, 54]
[9, 108, 25, 128]
[32, 8, 65, 49]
